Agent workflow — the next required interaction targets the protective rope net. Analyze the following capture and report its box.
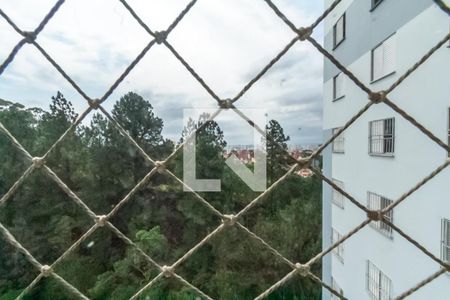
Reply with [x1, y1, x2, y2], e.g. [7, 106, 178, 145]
[0, 0, 449, 299]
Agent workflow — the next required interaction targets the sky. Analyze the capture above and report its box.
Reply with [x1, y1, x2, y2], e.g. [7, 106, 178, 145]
[0, 0, 325, 146]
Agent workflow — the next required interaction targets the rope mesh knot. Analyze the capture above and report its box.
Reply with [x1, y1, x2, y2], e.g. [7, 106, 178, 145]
[295, 263, 310, 277]
[154, 31, 167, 44]
[369, 91, 386, 104]
[222, 214, 237, 227]
[297, 157, 311, 169]
[40, 265, 52, 277]
[218, 99, 233, 109]
[297, 27, 312, 41]
[89, 99, 101, 110]
[161, 265, 174, 278]
[154, 161, 166, 173]
[32, 157, 45, 169]
[23, 31, 37, 44]
[367, 210, 383, 221]
[96, 215, 108, 227]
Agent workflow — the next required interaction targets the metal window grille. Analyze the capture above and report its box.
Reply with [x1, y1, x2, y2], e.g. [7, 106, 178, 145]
[333, 72, 345, 100]
[333, 13, 346, 49]
[369, 118, 395, 155]
[332, 179, 345, 209]
[332, 228, 345, 262]
[366, 260, 393, 300]
[442, 219, 450, 263]
[372, 33, 396, 81]
[331, 276, 344, 300]
[368, 192, 394, 238]
[0, 1, 449, 299]
[332, 127, 345, 153]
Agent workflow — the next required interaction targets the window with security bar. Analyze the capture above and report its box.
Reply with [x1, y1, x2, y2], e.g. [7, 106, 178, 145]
[331, 276, 344, 300]
[332, 179, 345, 209]
[333, 13, 346, 49]
[332, 127, 345, 153]
[366, 260, 392, 300]
[367, 192, 394, 238]
[333, 72, 345, 101]
[442, 219, 450, 263]
[371, 34, 396, 82]
[369, 118, 395, 156]
[448, 107, 450, 157]
[332, 228, 344, 262]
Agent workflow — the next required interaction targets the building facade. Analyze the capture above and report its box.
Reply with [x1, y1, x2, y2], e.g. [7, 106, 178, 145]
[322, 0, 450, 299]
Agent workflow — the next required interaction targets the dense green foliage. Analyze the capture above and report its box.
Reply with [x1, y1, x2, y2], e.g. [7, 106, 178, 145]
[0, 92, 322, 300]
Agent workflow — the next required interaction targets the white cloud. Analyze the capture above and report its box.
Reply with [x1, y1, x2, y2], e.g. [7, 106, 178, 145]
[0, 0, 324, 145]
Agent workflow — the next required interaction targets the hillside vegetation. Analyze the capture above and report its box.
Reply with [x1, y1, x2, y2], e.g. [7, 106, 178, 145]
[0, 92, 322, 300]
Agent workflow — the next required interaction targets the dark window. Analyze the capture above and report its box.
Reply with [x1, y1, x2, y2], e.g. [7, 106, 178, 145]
[383, 118, 394, 153]
[333, 73, 344, 100]
[333, 14, 346, 49]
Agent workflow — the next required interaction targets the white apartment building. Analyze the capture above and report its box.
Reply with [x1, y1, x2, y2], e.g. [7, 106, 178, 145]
[322, 0, 450, 299]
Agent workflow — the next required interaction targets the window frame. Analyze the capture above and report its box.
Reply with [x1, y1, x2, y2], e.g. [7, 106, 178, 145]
[371, 33, 396, 83]
[368, 118, 395, 157]
[366, 260, 392, 300]
[448, 24, 450, 48]
[331, 277, 344, 300]
[442, 219, 450, 263]
[332, 127, 345, 154]
[333, 13, 346, 49]
[332, 228, 344, 263]
[333, 72, 345, 101]
[367, 192, 394, 238]
[332, 179, 345, 209]
[447, 107, 450, 157]
[371, 0, 385, 11]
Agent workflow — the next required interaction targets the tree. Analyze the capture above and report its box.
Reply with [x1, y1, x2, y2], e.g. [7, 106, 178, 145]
[266, 119, 291, 183]
[35, 92, 78, 153]
[112, 92, 173, 158]
[0, 94, 89, 300]
[89, 226, 173, 300]
[0, 106, 36, 195]
[177, 113, 226, 179]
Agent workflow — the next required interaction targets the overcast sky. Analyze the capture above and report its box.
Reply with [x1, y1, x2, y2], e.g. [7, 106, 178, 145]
[0, 0, 324, 146]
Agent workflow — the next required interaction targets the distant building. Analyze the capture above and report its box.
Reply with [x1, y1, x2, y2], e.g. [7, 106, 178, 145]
[322, 1, 450, 299]
[223, 149, 255, 164]
[224, 145, 318, 166]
